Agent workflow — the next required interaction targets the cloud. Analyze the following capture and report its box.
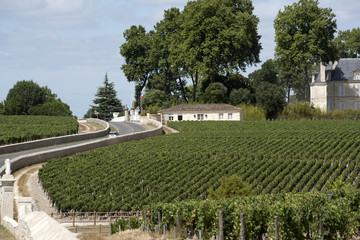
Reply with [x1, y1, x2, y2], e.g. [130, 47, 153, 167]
[0, 0, 98, 29]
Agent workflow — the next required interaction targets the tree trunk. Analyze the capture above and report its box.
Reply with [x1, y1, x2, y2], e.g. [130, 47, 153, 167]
[191, 72, 198, 102]
[178, 76, 189, 103]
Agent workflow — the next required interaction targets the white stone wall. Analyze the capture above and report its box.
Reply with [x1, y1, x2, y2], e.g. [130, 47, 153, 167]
[162, 111, 242, 123]
[310, 84, 327, 111]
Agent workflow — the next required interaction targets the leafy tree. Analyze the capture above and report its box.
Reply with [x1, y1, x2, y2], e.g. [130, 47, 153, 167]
[4, 80, 72, 116]
[274, 0, 338, 102]
[256, 82, 286, 119]
[149, 8, 189, 102]
[0, 102, 4, 115]
[208, 174, 253, 200]
[171, 0, 261, 101]
[4, 80, 47, 115]
[335, 27, 360, 58]
[120, 25, 153, 107]
[142, 89, 172, 110]
[203, 82, 228, 103]
[230, 88, 252, 105]
[248, 59, 278, 87]
[29, 100, 72, 117]
[91, 74, 123, 121]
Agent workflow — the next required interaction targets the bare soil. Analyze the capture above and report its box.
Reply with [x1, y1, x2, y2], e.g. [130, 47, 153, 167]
[78, 121, 105, 134]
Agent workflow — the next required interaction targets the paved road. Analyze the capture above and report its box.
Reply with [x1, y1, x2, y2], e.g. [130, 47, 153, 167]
[109, 121, 148, 135]
[0, 121, 148, 167]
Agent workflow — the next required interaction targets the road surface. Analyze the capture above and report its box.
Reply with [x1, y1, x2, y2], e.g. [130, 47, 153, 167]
[0, 121, 148, 168]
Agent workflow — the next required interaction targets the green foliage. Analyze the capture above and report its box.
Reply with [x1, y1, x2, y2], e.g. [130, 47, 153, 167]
[335, 27, 360, 58]
[120, 25, 153, 106]
[202, 83, 228, 103]
[39, 120, 360, 212]
[0, 115, 78, 145]
[110, 218, 143, 234]
[274, 0, 338, 102]
[147, 190, 360, 239]
[248, 59, 278, 87]
[28, 100, 72, 117]
[0, 102, 4, 115]
[279, 101, 321, 119]
[142, 89, 172, 110]
[90, 73, 123, 121]
[3, 80, 72, 116]
[120, 0, 261, 103]
[208, 175, 252, 200]
[237, 104, 265, 121]
[256, 82, 286, 119]
[230, 88, 252, 105]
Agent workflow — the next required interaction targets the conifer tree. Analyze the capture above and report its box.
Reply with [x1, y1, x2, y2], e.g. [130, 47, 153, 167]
[91, 74, 123, 121]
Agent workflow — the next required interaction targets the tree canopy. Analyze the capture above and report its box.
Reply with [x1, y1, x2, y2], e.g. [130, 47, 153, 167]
[3, 80, 72, 116]
[335, 27, 360, 58]
[120, 0, 261, 107]
[274, 0, 338, 102]
[208, 174, 253, 200]
[88, 74, 123, 121]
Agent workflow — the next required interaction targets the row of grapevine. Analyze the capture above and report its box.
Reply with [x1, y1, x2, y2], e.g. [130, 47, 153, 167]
[0, 115, 78, 145]
[144, 190, 360, 239]
[39, 120, 360, 212]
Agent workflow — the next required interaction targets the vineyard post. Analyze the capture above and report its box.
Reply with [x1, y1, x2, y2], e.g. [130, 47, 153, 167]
[177, 210, 180, 227]
[94, 211, 97, 226]
[119, 224, 121, 232]
[199, 230, 202, 240]
[72, 211, 75, 227]
[163, 225, 166, 235]
[328, 194, 332, 201]
[219, 211, 224, 240]
[99, 224, 101, 234]
[109, 223, 111, 236]
[275, 216, 279, 240]
[240, 213, 245, 240]
[166, 213, 169, 230]
[128, 217, 131, 230]
[158, 211, 161, 226]
[173, 226, 176, 238]
[155, 224, 159, 233]
[319, 217, 323, 240]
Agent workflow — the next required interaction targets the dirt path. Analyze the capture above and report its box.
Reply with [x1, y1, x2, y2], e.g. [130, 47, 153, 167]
[78, 120, 105, 134]
[14, 163, 57, 214]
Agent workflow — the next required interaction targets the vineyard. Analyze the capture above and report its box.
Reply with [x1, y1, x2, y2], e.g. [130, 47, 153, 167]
[0, 115, 78, 145]
[38, 120, 360, 213]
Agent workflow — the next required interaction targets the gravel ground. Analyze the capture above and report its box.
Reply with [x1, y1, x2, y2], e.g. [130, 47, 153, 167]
[14, 163, 57, 214]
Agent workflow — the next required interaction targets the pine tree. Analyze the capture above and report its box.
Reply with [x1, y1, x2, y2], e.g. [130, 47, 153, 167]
[91, 74, 123, 121]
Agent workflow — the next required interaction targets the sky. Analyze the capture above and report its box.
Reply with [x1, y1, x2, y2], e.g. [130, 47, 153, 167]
[0, 0, 359, 118]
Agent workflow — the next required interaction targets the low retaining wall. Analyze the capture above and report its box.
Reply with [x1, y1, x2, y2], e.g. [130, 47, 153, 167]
[0, 118, 110, 155]
[0, 120, 163, 176]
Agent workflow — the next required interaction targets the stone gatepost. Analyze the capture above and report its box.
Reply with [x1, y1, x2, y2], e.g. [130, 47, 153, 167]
[1, 159, 15, 223]
[125, 107, 129, 122]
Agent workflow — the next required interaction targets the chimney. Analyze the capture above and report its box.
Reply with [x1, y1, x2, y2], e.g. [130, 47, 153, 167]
[332, 60, 338, 70]
[320, 62, 326, 82]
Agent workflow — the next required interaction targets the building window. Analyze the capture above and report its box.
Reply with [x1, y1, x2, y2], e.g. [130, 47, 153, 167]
[354, 71, 360, 80]
[178, 115, 183, 121]
[339, 102, 345, 111]
[339, 85, 345, 97]
[219, 113, 223, 120]
[228, 113, 233, 120]
[355, 85, 360, 96]
[355, 102, 360, 110]
[205, 114, 208, 120]
[194, 114, 196, 119]
[169, 114, 174, 121]
[197, 114, 204, 120]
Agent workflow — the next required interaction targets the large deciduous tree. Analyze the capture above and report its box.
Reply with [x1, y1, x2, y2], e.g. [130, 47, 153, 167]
[335, 28, 360, 58]
[120, 25, 153, 107]
[4, 80, 72, 116]
[274, 0, 338, 102]
[90, 74, 123, 121]
[180, 0, 261, 101]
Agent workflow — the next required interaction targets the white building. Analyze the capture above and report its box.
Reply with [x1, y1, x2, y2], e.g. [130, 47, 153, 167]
[310, 58, 360, 111]
[159, 104, 243, 124]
